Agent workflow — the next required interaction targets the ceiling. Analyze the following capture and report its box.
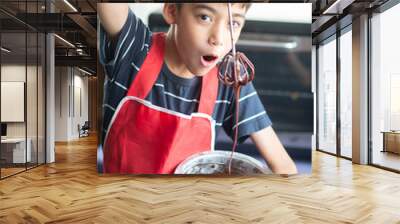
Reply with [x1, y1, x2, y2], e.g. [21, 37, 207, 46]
[307, 0, 390, 42]
[0, 0, 97, 73]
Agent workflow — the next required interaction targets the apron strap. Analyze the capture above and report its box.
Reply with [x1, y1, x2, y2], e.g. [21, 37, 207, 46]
[127, 32, 166, 98]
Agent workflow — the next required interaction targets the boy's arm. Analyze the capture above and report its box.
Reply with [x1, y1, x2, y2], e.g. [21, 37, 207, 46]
[98, 3, 129, 38]
[250, 126, 298, 175]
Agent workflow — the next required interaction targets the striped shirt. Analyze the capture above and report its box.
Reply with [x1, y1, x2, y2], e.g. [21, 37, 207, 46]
[99, 9, 272, 145]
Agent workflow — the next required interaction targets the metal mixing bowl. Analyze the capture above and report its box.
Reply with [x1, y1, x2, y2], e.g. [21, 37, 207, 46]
[174, 150, 271, 175]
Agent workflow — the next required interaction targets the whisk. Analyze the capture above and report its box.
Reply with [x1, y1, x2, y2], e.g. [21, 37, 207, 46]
[218, 3, 255, 174]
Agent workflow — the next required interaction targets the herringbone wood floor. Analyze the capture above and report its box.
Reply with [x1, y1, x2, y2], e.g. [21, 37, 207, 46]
[1, 134, 400, 223]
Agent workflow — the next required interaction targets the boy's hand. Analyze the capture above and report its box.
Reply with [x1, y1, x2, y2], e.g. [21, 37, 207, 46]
[98, 3, 129, 39]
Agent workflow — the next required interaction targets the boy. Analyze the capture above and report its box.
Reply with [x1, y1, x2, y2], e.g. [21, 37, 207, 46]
[98, 3, 297, 174]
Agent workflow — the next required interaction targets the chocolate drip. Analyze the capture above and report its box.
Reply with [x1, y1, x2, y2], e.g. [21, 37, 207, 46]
[217, 3, 255, 175]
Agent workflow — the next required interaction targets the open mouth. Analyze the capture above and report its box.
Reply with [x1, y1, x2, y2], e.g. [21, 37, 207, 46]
[203, 55, 217, 62]
[201, 55, 218, 67]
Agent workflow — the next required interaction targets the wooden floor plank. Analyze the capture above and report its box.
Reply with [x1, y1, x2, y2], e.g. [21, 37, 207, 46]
[0, 134, 400, 223]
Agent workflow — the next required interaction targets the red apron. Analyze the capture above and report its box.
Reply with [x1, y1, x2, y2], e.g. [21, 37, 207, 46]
[103, 33, 218, 174]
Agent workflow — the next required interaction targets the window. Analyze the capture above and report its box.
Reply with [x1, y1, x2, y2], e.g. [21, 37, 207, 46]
[0, 1, 47, 179]
[317, 36, 337, 154]
[370, 2, 400, 171]
[339, 28, 352, 158]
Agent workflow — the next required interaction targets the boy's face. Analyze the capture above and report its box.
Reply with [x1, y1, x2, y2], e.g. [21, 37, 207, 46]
[164, 3, 247, 76]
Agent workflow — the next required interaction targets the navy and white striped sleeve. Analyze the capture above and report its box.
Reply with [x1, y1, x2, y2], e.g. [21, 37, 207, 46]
[99, 9, 151, 79]
[222, 82, 272, 143]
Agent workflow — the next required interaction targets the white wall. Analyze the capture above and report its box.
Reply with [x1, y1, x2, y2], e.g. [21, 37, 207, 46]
[54, 67, 89, 141]
[128, 3, 311, 25]
[1, 65, 39, 138]
[1, 64, 46, 164]
[71, 72, 89, 138]
[55, 66, 69, 141]
[1, 65, 26, 141]
[129, 3, 162, 25]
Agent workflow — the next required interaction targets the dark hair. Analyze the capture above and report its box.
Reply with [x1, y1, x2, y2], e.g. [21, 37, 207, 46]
[176, 3, 252, 12]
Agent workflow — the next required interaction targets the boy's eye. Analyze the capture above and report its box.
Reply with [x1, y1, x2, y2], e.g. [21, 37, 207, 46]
[232, 21, 242, 29]
[199, 14, 211, 22]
